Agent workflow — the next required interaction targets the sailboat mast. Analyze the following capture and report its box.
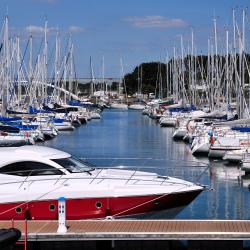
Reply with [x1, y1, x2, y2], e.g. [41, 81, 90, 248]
[242, 9, 248, 114]
[29, 35, 34, 106]
[119, 58, 122, 97]
[2, 16, 9, 116]
[180, 35, 185, 106]
[44, 20, 48, 104]
[63, 55, 67, 104]
[166, 55, 169, 98]
[232, 9, 240, 117]
[213, 17, 219, 109]
[120, 58, 127, 102]
[55, 32, 60, 102]
[90, 56, 94, 97]
[17, 36, 21, 109]
[102, 56, 105, 94]
[226, 29, 229, 115]
[69, 36, 73, 101]
[173, 46, 177, 102]
[191, 29, 195, 106]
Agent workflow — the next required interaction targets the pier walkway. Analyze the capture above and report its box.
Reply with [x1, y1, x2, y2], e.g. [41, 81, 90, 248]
[2, 219, 250, 241]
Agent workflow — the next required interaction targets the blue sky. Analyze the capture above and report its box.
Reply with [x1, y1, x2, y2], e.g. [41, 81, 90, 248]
[0, 0, 249, 77]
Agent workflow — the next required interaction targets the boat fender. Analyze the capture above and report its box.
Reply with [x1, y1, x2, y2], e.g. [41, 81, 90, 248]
[176, 118, 180, 127]
[0, 132, 8, 136]
[209, 135, 215, 145]
[105, 216, 114, 220]
[25, 131, 30, 139]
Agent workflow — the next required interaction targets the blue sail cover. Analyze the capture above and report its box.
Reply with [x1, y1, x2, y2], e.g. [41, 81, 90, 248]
[232, 127, 250, 132]
[53, 118, 65, 123]
[68, 100, 99, 108]
[169, 105, 196, 113]
[29, 106, 51, 114]
[10, 124, 39, 131]
[0, 116, 22, 122]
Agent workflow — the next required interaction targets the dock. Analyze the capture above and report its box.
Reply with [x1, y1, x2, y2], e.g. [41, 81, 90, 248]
[2, 219, 250, 241]
[2, 219, 250, 250]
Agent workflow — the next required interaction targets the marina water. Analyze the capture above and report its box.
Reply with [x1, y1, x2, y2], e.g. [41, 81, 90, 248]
[42, 109, 250, 220]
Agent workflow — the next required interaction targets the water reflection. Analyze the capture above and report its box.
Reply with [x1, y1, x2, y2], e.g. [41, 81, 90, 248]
[42, 109, 250, 220]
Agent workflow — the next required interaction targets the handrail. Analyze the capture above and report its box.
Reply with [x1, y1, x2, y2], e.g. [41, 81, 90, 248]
[89, 169, 104, 184]
[125, 170, 137, 185]
[0, 174, 195, 188]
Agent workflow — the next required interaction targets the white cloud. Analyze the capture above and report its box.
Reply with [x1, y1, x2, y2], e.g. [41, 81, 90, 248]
[25, 25, 44, 33]
[25, 25, 57, 34]
[124, 15, 188, 29]
[68, 26, 85, 33]
[32, 0, 58, 4]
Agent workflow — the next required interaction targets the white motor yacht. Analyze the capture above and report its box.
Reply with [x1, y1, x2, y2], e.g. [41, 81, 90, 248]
[110, 103, 128, 109]
[129, 103, 145, 110]
[0, 146, 204, 220]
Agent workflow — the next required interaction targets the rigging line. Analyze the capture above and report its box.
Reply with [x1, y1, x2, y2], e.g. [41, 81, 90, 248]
[53, 33, 71, 88]
[194, 163, 211, 183]
[72, 54, 78, 97]
[102, 182, 204, 220]
[22, 36, 44, 108]
[46, 43, 57, 97]
[8, 37, 30, 104]
[56, 50, 71, 90]
[0, 19, 5, 41]
[63, 33, 71, 56]
[0, 181, 65, 216]
[47, 42, 56, 82]
[80, 157, 209, 167]
[28, 36, 44, 87]
[73, 54, 77, 79]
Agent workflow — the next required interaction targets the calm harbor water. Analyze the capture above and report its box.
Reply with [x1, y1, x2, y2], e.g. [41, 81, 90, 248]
[42, 109, 250, 220]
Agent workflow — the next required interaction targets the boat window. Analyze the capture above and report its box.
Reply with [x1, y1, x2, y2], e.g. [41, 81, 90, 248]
[52, 157, 95, 173]
[0, 161, 64, 176]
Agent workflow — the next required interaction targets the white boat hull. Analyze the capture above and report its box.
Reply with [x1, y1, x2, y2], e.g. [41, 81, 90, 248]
[110, 103, 128, 109]
[160, 117, 177, 127]
[129, 104, 145, 110]
[192, 142, 210, 155]
[173, 129, 187, 140]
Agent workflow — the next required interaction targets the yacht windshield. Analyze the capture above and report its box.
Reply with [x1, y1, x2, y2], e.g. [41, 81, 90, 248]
[52, 157, 95, 173]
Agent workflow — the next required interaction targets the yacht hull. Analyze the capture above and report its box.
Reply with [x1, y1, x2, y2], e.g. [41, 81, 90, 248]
[192, 143, 209, 156]
[173, 130, 186, 140]
[208, 147, 240, 159]
[0, 190, 202, 220]
[110, 104, 128, 109]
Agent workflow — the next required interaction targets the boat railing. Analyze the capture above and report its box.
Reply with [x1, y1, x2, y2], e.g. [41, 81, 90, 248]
[0, 168, 196, 188]
[242, 151, 250, 162]
[89, 169, 103, 184]
[125, 170, 137, 184]
[0, 157, 208, 187]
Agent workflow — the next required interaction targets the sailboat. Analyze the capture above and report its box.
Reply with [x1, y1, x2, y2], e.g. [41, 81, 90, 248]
[129, 65, 145, 110]
[110, 58, 128, 109]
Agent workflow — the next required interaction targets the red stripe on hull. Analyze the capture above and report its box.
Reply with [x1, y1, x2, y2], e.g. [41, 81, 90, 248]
[0, 190, 202, 220]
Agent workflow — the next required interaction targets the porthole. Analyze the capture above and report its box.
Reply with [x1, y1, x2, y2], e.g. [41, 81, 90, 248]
[96, 202, 102, 209]
[154, 200, 160, 205]
[16, 207, 22, 214]
[49, 204, 56, 211]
